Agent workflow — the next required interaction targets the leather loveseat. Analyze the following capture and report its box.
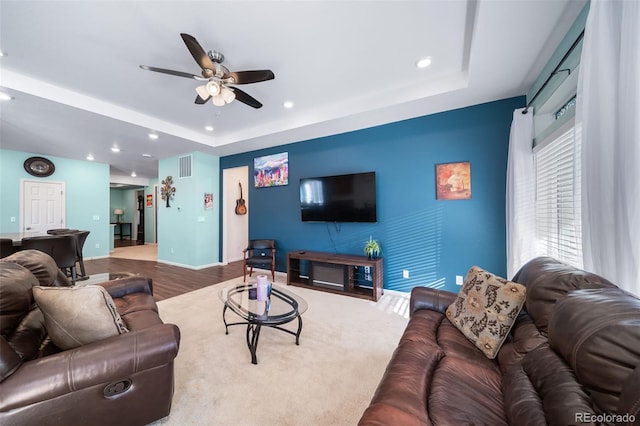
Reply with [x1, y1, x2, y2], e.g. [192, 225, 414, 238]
[0, 250, 181, 426]
[359, 257, 640, 425]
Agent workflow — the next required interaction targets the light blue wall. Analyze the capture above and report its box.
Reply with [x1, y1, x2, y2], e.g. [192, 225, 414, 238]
[0, 149, 110, 258]
[158, 152, 219, 268]
[110, 189, 125, 222]
[220, 97, 524, 293]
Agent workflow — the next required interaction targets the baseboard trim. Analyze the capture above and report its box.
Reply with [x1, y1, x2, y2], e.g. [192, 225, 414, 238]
[84, 255, 110, 260]
[157, 259, 223, 270]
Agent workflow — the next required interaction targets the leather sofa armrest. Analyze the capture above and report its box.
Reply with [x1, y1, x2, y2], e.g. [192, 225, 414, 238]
[0, 323, 180, 412]
[410, 287, 458, 317]
[98, 276, 153, 297]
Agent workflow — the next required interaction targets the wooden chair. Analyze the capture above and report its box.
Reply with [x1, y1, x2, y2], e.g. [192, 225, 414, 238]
[242, 239, 276, 282]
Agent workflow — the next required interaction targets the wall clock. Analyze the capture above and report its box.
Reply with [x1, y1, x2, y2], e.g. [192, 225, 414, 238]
[23, 156, 55, 177]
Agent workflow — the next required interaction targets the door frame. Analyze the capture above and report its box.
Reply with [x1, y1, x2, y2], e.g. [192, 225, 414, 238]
[20, 179, 66, 232]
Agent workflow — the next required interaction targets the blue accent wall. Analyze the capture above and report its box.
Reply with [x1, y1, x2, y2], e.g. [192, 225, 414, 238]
[220, 97, 524, 292]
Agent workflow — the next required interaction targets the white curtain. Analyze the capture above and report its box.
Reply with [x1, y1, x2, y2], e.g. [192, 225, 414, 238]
[577, 0, 640, 295]
[506, 108, 535, 279]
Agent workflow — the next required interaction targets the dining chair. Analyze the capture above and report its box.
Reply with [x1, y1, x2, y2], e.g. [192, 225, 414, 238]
[0, 238, 14, 258]
[242, 239, 276, 282]
[70, 230, 90, 279]
[21, 235, 78, 284]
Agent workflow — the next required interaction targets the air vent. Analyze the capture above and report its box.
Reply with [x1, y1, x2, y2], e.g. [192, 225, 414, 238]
[179, 155, 192, 178]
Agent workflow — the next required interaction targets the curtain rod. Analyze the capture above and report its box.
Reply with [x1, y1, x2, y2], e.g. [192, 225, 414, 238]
[522, 30, 585, 114]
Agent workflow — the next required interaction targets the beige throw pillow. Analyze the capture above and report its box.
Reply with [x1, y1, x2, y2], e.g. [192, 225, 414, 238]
[33, 285, 129, 350]
[446, 266, 526, 359]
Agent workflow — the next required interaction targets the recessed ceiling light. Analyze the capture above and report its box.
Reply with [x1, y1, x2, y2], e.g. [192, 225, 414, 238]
[205, 125, 214, 132]
[416, 57, 432, 69]
[0, 52, 5, 57]
[86, 154, 94, 161]
[0, 93, 12, 101]
[111, 146, 120, 153]
[142, 153, 152, 158]
[131, 171, 137, 177]
[148, 133, 159, 140]
[283, 101, 294, 109]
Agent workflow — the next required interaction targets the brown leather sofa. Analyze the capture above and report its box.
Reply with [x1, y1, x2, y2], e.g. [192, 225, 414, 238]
[359, 257, 640, 425]
[0, 250, 181, 426]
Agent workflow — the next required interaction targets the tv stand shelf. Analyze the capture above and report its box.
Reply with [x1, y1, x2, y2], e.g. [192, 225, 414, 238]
[287, 250, 383, 301]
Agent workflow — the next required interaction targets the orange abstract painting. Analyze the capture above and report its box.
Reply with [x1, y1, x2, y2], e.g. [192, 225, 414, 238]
[436, 161, 471, 200]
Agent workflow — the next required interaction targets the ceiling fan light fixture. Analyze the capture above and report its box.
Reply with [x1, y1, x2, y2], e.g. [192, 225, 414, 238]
[195, 85, 210, 101]
[212, 94, 226, 106]
[206, 80, 221, 96]
[222, 87, 235, 104]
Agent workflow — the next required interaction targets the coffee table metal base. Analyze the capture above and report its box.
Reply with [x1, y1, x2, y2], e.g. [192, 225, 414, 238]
[222, 304, 303, 364]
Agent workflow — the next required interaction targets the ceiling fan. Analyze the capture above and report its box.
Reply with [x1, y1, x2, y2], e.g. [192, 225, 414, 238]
[140, 33, 274, 109]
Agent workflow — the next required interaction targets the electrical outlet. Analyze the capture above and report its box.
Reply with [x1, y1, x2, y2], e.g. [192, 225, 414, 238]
[456, 275, 464, 285]
[10, 217, 16, 222]
[95, 243, 100, 249]
[92, 215, 100, 221]
[170, 248, 174, 254]
[403, 270, 410, 279]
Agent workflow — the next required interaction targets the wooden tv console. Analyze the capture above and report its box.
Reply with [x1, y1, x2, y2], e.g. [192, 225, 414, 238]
[286, 250, 383, 301]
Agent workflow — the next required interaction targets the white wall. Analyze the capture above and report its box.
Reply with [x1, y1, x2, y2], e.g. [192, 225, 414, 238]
[223, 166, 249, 263]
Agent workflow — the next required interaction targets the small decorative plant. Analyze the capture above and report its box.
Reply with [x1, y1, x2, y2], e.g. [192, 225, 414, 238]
[364, 236, 381, 259]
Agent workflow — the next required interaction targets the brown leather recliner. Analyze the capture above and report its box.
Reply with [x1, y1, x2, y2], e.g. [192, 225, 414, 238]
[359, 257, 640, 425]
[0, 250, 181, 426]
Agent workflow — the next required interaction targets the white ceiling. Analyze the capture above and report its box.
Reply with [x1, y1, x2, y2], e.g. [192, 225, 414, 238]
[0, 0, 585, 184]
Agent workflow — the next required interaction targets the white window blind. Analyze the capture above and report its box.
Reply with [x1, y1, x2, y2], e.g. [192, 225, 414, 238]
[534, 125, 582, 268]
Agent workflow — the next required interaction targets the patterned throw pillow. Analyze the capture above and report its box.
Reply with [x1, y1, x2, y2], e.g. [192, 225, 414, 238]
[33, 285, 129, 350]
[446, 266, 526, 359]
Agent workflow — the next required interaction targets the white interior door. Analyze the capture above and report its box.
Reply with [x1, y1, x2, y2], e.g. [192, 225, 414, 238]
[22, 180, 65, 233]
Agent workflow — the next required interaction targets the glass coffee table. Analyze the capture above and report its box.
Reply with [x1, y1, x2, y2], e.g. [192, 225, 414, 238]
[219, 283, 308, 364]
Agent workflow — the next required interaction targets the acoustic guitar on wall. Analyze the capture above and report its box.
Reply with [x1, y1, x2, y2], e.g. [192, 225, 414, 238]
[235, 182, 247, 215]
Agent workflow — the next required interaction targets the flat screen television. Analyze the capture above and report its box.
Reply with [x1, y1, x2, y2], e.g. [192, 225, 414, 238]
[300, 171, 377, 222]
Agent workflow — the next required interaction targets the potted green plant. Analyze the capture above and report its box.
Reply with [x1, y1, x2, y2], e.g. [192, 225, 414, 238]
[364, 236, 381, 259]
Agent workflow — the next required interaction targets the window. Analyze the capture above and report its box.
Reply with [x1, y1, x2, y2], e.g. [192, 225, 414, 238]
[534, 123, 582, 268]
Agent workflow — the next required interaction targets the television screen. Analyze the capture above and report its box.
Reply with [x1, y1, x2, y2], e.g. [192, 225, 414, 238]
[300, 172, 377, 222]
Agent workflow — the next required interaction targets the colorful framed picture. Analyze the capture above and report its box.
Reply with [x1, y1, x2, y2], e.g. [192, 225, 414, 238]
[254, 152, 289, 187]
[435, 161, 471, 200]
[204, 193, 213, 210]
[146, 194, 153, 208]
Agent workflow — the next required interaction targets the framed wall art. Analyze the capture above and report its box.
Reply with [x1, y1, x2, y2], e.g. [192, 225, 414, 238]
[435, 161, 471, 200]
[254, 152, 289, 187]
[204, 193, 213, 210]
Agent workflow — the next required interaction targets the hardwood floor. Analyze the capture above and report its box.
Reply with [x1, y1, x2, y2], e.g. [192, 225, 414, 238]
[84, 256, 245, 302]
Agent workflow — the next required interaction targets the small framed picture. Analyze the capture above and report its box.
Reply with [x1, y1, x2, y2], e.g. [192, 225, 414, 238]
[435, 161, 471, 200]
[204, 193, 213, 210]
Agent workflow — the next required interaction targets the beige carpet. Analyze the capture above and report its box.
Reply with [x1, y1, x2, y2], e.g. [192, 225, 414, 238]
[111, 244, 157, 261]
[151, 273, 410, 426]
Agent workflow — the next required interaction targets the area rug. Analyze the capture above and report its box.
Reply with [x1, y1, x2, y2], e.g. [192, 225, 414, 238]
[151, 274, 410, 426]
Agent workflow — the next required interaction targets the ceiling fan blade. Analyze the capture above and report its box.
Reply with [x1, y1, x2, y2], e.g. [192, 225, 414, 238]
[180, 33, 215, 72]
[195, 95, 209, 104]
[139, 65, 206, 80]
[231, 87, 263, 109]
[225, 70, 275, 84]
